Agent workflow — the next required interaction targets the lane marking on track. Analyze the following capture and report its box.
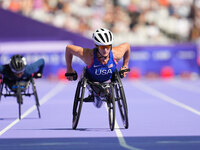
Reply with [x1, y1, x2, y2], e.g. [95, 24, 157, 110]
[104, 105, 142, 150]
[114, 123, 142, 150]
[167, 79, 200, 94]
[132, 81, 200, 116]
[0, 82, 66, 136]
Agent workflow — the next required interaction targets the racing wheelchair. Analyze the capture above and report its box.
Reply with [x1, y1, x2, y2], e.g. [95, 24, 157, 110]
[65, 68, 130, 131]
[0, 74, 41, 120]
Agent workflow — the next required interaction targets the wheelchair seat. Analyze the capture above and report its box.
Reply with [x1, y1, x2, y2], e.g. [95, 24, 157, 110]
[87, 81, 111, 97]
[4, 79, 31, 93]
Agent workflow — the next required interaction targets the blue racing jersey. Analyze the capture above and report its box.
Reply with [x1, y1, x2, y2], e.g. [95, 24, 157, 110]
[86, 48, 117, 83]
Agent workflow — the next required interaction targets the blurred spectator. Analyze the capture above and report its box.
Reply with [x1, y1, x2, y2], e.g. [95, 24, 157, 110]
[0, 0, 199, 45]
[190, 0, 200, 41]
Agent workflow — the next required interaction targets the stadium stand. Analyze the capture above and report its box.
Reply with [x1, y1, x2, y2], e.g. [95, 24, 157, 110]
[0, 0, 200, 79]
[0, 0, 200, 45]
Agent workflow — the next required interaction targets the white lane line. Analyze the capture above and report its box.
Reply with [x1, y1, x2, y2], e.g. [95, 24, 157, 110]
[132, 81, 200, 116]
[114, 122, 142, 150]
[0, 82, 66, 136]
[104, 105, 142, 150]
[167, 79, 200, 94]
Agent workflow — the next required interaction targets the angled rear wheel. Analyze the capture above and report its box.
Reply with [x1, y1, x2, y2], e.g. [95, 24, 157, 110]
[114, 73, 129, 129]
[72, 79, 86, 129]
[107, 84, 115, 131]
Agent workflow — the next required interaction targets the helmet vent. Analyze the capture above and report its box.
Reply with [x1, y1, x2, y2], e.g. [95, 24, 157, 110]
[104, 33, 109, 42]
[109, 32, 112, 41]
[94, 36, 100, 43]
[98, 33, 105, 43]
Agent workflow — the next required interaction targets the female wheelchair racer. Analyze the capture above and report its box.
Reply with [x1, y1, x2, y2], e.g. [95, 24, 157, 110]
[65, 28, 131, 131]
[65, 68, 130, 131]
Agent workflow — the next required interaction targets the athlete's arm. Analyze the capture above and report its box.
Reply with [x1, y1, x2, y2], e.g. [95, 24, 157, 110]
[0, 65, 3, 78]
[113, 43, 131, 77]
[0, 65, 3, 74]
[0, 65, 7, 75]
[113, 42, 131, 68]
[65, 45, 92, 72]
[26, 58, 45, 75]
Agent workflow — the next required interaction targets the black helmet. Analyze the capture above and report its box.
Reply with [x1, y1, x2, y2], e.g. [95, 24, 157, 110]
[9, 55, 26, 73]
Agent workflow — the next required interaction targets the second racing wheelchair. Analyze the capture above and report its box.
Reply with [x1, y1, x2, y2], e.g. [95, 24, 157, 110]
[65, 68, 130, 131]
[0, 73, 41, 120]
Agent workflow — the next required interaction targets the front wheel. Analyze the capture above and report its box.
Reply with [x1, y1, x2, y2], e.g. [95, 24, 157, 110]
[16, 86, 22, 120]
[0, 82, 3, 101]
[72, 79, 85, 129]
[107, 84, 115, 131]
[31, 78, 41, 118]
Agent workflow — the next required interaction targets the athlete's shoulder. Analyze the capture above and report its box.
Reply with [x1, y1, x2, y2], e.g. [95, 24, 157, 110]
[0, 64, 13, 76]
[67, 44, 82, 49]
[67, 45, 92, 51]
[113, 43, 130, 50]
[112, 43, 130, 62]
[0, 64, 10, 72]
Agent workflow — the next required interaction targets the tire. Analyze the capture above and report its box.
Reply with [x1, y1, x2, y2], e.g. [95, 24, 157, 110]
[107, 84, 115, 131]
[32, 78, 41, 118]
[0, 82, 3, 101]
[72, 79, 85, 129]
[17, 85, 22, 120]
[115, 75, 129, 129]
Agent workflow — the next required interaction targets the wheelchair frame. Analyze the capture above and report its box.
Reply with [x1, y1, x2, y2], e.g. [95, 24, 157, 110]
[72, 68, 129, 131]
[0, 77, 41, 120]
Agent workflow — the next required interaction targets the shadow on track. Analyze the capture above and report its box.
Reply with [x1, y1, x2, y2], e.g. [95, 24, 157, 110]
[15, 127, 126, 132]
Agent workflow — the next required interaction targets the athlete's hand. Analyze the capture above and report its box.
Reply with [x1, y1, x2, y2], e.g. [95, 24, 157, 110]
[119, 66, 129, 78]
[33, 72, 42, 79]
[65, 69, 77, 81]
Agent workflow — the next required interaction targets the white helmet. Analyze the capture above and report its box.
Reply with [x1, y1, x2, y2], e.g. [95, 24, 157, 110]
[92, 28, 114, 46]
